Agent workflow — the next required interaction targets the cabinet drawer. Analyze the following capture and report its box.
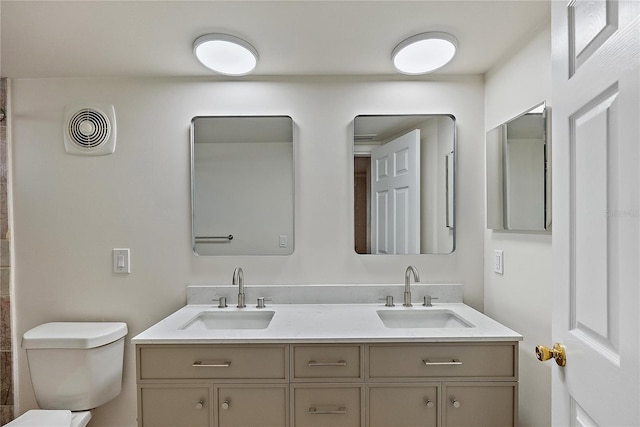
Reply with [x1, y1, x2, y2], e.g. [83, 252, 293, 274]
[293, 345, 362, 380]
[139, 385, 211, 427]
[217, 385, 288, 427]
[139, 345, 287, 380]
[368, 343, 516, 379]
[293, 385, 363, 427]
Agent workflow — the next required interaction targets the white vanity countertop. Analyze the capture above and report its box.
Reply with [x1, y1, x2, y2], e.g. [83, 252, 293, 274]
[132, 303, 522, 344]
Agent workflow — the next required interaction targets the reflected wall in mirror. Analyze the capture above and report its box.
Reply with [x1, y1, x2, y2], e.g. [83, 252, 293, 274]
[486, 102, 550, 231]
[191, 116, 294, 255]
[353, 115, 456, 255]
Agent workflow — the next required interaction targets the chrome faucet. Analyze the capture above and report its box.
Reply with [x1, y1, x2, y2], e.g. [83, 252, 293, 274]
[404, 265, 420, 307]
[232, 267, 246, 308]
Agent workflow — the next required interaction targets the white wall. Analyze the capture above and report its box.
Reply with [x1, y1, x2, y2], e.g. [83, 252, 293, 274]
[419, 117, 455, 254]
[10, 75, 485, 426]
[194, 141, 294, 255]
[484, 25, 552, 427]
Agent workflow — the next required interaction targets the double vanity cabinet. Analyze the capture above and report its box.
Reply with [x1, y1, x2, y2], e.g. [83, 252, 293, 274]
[136, 341, 517, 427]
[133, 285, 521, 427]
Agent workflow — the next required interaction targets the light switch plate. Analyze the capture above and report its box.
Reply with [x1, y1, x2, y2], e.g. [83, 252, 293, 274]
[113, 248, 130, 274]
[494, 250, 504, 274]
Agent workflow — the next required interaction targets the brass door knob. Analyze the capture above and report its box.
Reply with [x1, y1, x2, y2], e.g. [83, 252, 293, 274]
[536, 343, 566, 367]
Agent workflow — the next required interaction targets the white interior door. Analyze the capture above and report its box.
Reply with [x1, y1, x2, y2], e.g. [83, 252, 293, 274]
[371, 129, 420, 254]
[551, 1, 639, 425]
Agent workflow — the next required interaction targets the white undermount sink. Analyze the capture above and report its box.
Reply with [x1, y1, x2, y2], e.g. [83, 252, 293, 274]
[377, 309, 474, 329]
[180, 311, 275, 330]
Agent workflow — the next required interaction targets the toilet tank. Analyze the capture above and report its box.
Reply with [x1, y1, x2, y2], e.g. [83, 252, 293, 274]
[22, 322, 128, 411]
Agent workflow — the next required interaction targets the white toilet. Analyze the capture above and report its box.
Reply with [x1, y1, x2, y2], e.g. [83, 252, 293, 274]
[7, 322, 128, 427]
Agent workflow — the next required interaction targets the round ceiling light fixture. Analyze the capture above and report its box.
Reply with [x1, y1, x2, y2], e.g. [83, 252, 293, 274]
[392, 32, 458, 75]
[193, 33, 259, 76]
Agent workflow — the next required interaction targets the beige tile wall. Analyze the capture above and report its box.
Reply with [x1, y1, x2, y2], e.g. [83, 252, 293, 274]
[0, 77, 13, 424]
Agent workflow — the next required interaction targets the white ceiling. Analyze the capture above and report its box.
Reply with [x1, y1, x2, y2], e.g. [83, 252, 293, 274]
[0, 0, 550, 78]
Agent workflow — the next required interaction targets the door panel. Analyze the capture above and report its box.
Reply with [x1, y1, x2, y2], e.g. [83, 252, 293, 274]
[569, 0, 618, 76]
[571, 86, 620, 356]
[371, 129, 420, 254]
[375, 190, 389, 253]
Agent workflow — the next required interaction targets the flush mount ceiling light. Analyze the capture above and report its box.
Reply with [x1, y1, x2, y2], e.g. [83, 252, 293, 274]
[193, 33, 258, 76]
[392, 32, 458, 75]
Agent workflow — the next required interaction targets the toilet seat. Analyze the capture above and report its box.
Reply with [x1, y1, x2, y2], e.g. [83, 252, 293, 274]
[71, 411, 92, 427]
[4, 410, 92, 427]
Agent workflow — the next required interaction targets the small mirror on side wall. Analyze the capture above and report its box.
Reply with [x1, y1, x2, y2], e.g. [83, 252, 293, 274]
[353, 115, 456, 255]
[486, 102, 550, 231]
[191, 116, 294, 256]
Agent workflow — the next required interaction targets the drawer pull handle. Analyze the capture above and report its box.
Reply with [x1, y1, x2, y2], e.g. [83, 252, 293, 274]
[221, 400, 230, 410]
[425, 399, 435, 408]
[423, 359, 462, 366]
[307, 360, 348, 367]
[192, 360, 232, 367]
[451, 398, 461, 408]
[308, 407, 347, 415]
[195, 400, 204, 410]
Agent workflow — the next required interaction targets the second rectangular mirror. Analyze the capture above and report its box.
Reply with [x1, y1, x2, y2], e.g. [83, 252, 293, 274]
[486, 103, 550, 231]
[353, 115, 456, 255]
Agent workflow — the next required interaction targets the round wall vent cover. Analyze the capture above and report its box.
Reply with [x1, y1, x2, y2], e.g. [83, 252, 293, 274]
[68, 108, 111, 148]
[63, 104, 117, 156]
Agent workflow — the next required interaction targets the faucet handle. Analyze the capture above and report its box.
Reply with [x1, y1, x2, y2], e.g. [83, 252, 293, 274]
[213, 297, 228, 308]
[256, 297, 273, 308]
[379, 296, 395, 307]
[423, 295, 439, 307]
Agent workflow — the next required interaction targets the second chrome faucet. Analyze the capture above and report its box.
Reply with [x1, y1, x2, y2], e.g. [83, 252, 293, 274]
[404, 265, 420, 307]
[232, 266, 246, 308]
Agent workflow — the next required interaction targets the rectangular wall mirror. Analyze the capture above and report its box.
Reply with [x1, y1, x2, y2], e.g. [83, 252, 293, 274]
[486, 102, 550, 231]
[353, 115, 456, 255]
[191, 116, 294, 255]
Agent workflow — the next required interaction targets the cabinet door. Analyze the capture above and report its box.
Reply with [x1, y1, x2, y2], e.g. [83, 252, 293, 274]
[216, 385, 288, 427]
[442, 382, 517, 427]
[293, 385, 363, 427]
[368, 385, 438, 427]
[140, 385, 211, 427]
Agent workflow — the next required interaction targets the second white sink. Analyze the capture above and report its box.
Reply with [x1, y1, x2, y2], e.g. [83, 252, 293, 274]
[377, 309, 473, 329]
[180, 311, 275, 330]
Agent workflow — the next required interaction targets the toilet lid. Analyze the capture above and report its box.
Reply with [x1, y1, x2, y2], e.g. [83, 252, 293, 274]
[4, 410, 72, 427]
[22, 322, 128, 349]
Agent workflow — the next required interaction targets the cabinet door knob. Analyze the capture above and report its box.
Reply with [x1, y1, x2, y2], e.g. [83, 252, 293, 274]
[425, 399, 435, 408]
[221, 400, 230, 410]
[195, 400, 204, 409]
[451, 398, 461, 408]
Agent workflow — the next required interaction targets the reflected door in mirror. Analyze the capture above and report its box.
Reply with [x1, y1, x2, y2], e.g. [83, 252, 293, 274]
[354, 115, 455, 255]
[370, 129, 421, 254]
